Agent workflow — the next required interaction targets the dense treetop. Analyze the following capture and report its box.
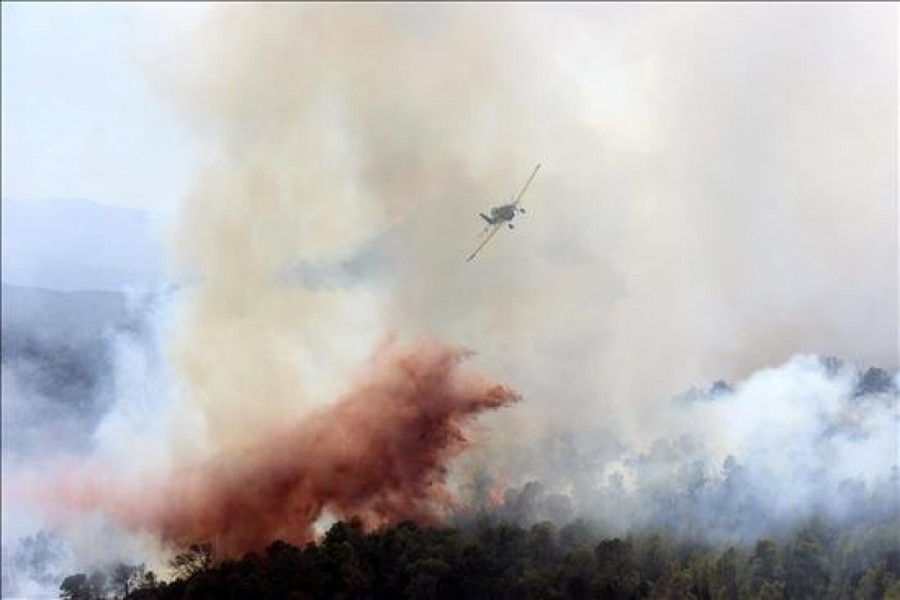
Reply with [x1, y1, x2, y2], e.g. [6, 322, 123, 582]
[58, 514, 899, 600]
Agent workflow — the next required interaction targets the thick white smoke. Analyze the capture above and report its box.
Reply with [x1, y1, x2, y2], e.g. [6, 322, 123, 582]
[474, 356, 898, 543]
[1, 288, 183, 595]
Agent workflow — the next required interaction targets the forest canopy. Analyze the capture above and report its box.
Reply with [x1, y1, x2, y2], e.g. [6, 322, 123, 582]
[59, 512, 899, 600]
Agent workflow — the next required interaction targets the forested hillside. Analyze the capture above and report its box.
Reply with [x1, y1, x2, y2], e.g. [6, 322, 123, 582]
[56, 514, 899, 600]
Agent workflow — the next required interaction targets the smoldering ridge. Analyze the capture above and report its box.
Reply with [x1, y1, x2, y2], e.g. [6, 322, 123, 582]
[457, 356, 899, 544]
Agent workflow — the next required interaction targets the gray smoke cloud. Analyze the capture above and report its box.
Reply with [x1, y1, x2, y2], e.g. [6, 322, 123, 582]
[1, 287, 172, 596]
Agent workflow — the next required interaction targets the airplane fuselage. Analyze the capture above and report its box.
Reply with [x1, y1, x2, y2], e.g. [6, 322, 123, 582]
[492, 204, 517, 222]
[480, 203, 520, 225]
[467, 163, 540, 261]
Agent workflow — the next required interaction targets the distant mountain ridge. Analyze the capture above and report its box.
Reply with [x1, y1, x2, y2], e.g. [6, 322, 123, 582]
[1, 198, 167, 291]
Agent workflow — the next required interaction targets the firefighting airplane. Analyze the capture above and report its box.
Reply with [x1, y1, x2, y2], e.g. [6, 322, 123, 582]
[466, 164, 541, 262]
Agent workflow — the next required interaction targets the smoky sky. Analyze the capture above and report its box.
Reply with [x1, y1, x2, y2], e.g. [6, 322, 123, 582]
[157, 3, 896, 443]
[2, 3, 897, 591]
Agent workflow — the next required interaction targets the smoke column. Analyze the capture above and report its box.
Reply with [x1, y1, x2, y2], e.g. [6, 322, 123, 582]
[157, 1, 896, 542]
[152, 0, 895, 448]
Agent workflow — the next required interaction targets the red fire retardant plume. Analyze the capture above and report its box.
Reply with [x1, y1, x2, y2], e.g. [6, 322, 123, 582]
[32, 340, 519, 556]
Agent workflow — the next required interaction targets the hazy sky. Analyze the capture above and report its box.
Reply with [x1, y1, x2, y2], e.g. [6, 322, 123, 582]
[1, 2, 200, 211]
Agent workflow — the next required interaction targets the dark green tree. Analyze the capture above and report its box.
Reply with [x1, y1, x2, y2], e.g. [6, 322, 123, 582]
[112, 563, 145, 598]
[60, 573, 91, 600]
[785, 533, 831, 599]
[748, 539, 781, 595]
[168, 543, 214, 580]
[594, 538, 640, 599]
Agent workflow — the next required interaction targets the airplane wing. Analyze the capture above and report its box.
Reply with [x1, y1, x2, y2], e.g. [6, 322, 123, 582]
[511, 163, 541, 208]
[466, 223, 503, 262]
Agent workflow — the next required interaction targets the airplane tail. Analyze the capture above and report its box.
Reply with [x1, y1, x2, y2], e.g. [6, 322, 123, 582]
[479, 213, 494, 225]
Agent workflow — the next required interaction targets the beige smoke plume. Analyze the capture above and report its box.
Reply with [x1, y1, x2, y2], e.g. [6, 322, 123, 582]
[162, 4, 895, 451]
[162, 4, 545, 453]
